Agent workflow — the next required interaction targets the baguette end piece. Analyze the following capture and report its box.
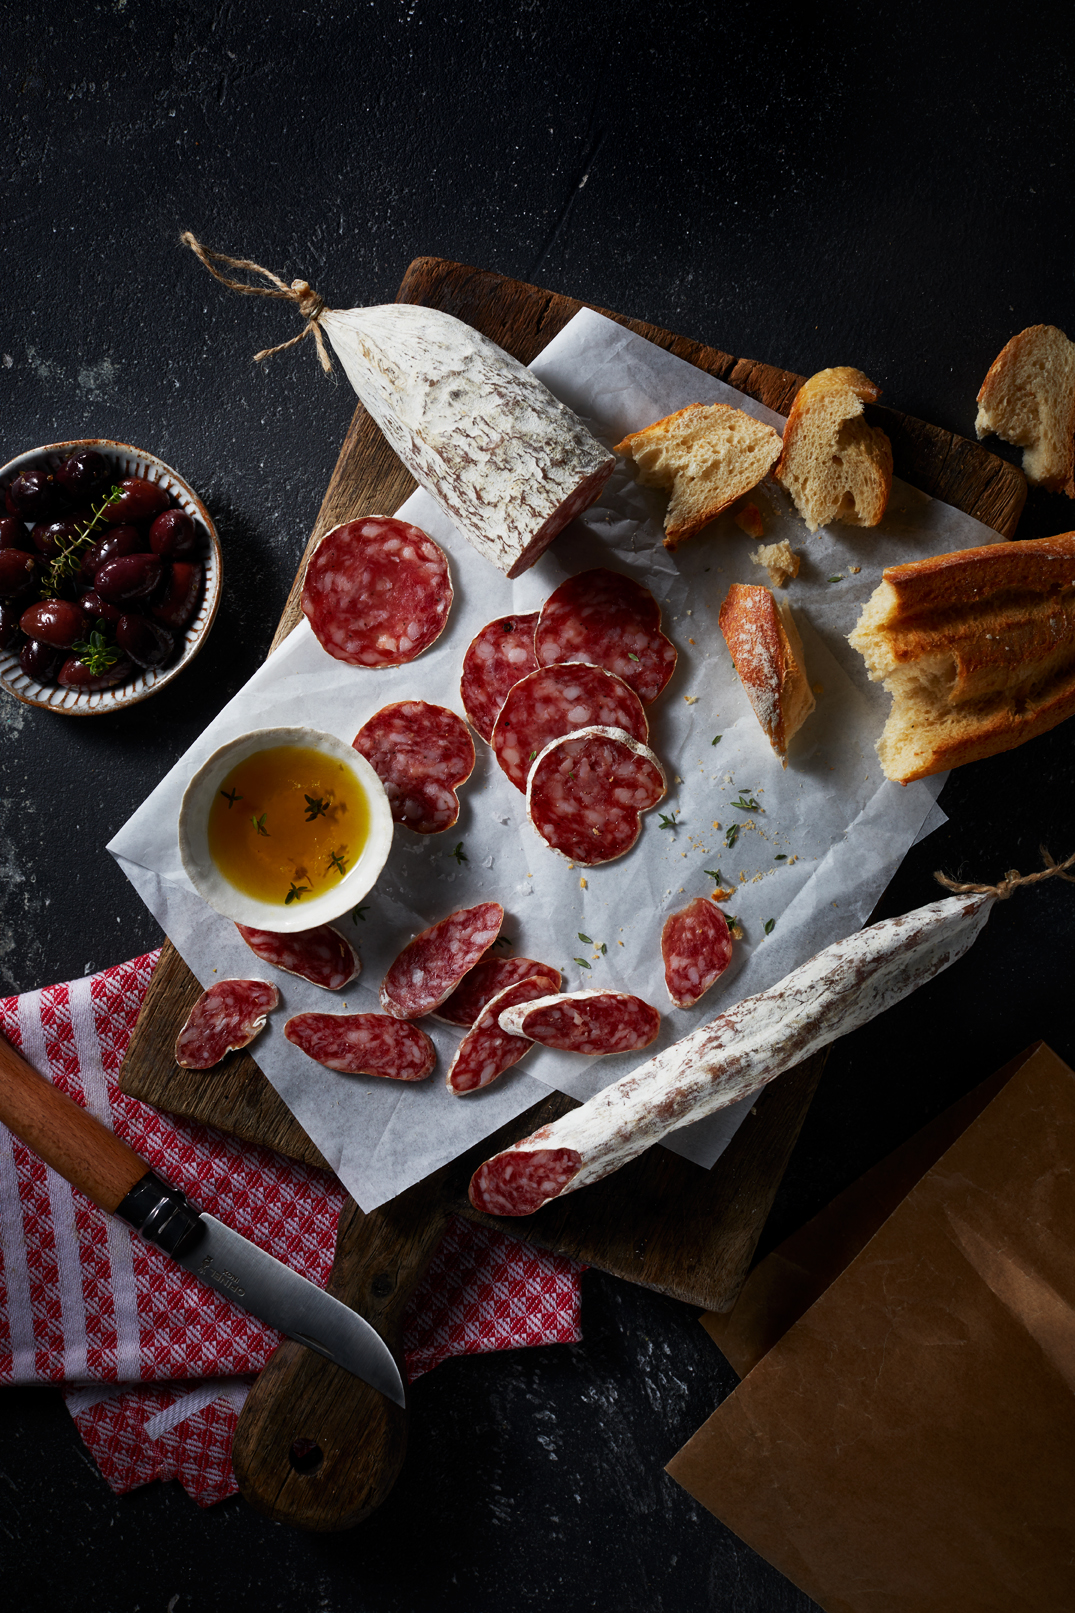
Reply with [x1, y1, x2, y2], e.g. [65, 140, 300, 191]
[718, 583, 815, 765]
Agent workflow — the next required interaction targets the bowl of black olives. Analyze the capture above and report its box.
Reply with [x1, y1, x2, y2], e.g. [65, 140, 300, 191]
[0, 440, 222, 714]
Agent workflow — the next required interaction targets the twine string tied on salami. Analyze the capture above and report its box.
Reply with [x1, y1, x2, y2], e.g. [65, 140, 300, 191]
[180, 231, 333, 374]
[934, 846, 1075, 900]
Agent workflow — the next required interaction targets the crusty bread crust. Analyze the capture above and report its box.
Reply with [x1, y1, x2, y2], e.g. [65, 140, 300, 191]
[848, 533, 1075, 782]
[718, 583, 815, 765]
[975, 324, 1075, 496]
[614, 402, 782, 550]
[775, 366, 893, 533]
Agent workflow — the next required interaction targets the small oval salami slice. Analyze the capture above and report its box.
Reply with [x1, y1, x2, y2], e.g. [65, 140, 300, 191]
[175, 979, 279, 1069]
[301, 516, 452, 668]
[535, 568, 677, 705]
[446, 974, 559, 1095]
[435, 954, 563, 1027]
[498, 990, 660, 1055]
[526, 725, 667, 865]
[235, 923, 360, 991]
[661, 897, 734, 1008]
[460, 613, 539, 744]
[492, 664, 649, 793]
[469, 1149, 583, 1216]
[381, 901, 505, 1019]
[284, 1013, 436, 1081]
[353, 701, 475, 834]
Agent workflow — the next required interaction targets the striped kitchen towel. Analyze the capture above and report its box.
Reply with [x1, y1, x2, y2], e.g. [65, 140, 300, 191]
[0, 952, 583, 1506]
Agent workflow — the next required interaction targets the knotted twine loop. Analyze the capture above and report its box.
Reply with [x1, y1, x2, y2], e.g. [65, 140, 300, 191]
[180, 231, 333, 374]
[934, 846, 1075, 901]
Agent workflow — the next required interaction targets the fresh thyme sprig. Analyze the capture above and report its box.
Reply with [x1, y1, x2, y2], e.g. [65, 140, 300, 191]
[251, 813, 269, 837]
[327, 850, 347, 875]
[304, 795, 329, 822]
[285, 881, 309, 904]
[69, 628, 120, 676]
[39, 483, 124, 597]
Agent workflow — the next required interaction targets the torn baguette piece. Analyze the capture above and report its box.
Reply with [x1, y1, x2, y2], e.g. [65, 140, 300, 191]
[975, 324, 1075, 495]
[718, 583, 815, 765]
[774, 366, 893, 533]
[848, 533, 1075, 783]
[750, 539, 800, 588]
[613, 403, 782, 550]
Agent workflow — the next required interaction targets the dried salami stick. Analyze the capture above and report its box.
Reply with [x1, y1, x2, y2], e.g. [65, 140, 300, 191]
[469, 893, 993, 1215]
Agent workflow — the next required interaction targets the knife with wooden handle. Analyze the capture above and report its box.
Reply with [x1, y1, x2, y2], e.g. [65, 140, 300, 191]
[0, 1029, 414, 1522]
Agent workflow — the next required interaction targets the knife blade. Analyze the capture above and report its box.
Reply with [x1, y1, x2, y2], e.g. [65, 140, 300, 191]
[0, 1029, 405, 1407]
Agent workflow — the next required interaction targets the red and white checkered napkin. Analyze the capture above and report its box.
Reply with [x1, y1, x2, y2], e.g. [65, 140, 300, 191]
[0, 953, 583, 1507]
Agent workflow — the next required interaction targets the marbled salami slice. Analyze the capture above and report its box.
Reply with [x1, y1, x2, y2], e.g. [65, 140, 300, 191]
[353, 701, 475, 834]
[492, 664, 649, 793]
[661, 898, 734, 1008]
[235, 923, 360, 991]
[526, 726, 667, 865]
[498, 990, 661, 1055]
[380, 901, 504, 1019]
[535, 568, 677, 705]
[175, 979, 279, 1069]
[301, 516, 452, 668]
[284, 1013, 435, 1081]
[460, 613, 539, 743]
[435, 954, 563, 1027]
[446, 974, 559, 1095]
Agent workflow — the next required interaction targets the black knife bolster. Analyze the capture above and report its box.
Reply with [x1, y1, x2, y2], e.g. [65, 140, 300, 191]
[116, 1170, 206, 1258]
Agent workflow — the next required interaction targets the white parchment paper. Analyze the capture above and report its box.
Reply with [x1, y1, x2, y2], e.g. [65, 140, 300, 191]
[109, 309, 999, 1211]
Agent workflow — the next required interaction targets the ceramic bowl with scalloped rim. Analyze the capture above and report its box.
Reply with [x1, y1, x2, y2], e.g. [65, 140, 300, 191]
[0, 439, 221, 715]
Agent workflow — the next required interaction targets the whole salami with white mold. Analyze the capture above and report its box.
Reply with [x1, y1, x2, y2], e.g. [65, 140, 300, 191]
[469, 893, 993, 1216]
[319, 303, 615, 577]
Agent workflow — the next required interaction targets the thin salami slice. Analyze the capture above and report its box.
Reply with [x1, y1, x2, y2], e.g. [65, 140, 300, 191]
[661, 898, 734, 1008]
[301, 516, 452, 668]
[526, 725, 667, 865]
[175, 979, 279, 1069]
[460, 613, 539, 744]
[498, 990, 661, 1055]
[535, 569, 677, 705]
[492, 664, 649, 793]
[353, 701, 475, 834]
[235, 923, 360, 991]
[446, 974, 559, 1095]
[470, 1150, 584, 1216]
[284, 1013, 436, 1081]
[436, 954, 563, 1027]
[380, 901, 505, 1019]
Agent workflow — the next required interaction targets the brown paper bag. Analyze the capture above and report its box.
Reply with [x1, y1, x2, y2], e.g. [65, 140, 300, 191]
[667, 1042, 1075, 1613]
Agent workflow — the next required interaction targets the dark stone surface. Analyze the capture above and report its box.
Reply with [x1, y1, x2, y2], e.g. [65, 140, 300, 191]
[2, 2, 1073, 1607]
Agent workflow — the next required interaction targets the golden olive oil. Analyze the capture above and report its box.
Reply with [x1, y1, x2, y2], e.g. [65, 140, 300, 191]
[208, 744, 368, 908]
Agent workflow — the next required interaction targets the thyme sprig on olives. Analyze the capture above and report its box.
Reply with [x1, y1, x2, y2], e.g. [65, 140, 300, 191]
[39, 484, 124, 597]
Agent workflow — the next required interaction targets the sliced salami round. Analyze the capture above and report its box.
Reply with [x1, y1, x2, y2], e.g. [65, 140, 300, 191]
[435, 954, 563, 1027]
[235, 923, 360, 991]
[353, 701, 475, 834]
[460, 613, 539, 744]
[284, 1013, 436, 1081]
[492, 664, 648, 794]
[661, 897, 734, 1008]
[300, 516, 452, 669]
[380, 901, 504, 1019]
[446, 973, 559, 1095]
[498, 990, 660, 1055]
[535, 568, 677, 705]
[526, 725, 667, 865]
[175, 979, 279, 1070]
[469, 1149, 583, 1216]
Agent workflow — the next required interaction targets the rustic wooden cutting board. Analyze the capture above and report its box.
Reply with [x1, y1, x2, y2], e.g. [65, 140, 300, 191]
[118, 258, 1025, 1528]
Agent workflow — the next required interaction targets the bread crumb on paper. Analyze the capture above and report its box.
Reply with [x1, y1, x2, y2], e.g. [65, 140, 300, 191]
[734, 501, 766, 539]
[750, 539, 800, 588]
